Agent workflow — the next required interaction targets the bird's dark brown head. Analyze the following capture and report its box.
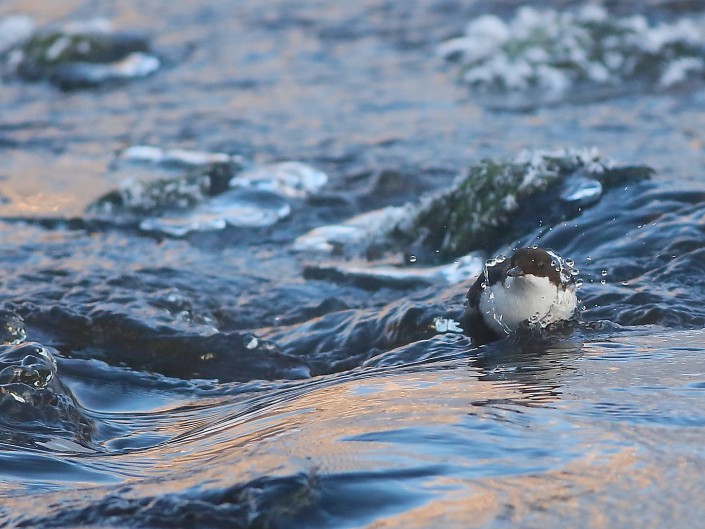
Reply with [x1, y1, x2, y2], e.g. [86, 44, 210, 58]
[506, 247, 564, 285]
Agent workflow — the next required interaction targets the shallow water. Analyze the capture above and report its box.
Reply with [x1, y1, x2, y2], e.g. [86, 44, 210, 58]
[1, 1, 705, 528]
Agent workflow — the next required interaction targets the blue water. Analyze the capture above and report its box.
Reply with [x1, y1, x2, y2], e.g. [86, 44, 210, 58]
[2, 1, 705, 528]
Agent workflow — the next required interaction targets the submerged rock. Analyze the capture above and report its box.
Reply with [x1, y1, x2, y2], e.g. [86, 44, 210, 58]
[2, 17, 160, 89]
[439, 6, 705, 97]
[303, 254, 483, 289]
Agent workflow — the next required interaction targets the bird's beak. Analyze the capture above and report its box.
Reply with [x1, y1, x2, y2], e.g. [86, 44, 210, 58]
[506, 266, 524, 277]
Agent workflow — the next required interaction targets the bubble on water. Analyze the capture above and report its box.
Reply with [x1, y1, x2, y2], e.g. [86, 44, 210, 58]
[575, 278, 584, 288]
[571, 268, 579, 275]
[565, 258, 575, 267]
[601, 270, 608, 276]
[600, 279, 606, 284]
[408, 255, 417, 263]
[621, 280, 629, 286]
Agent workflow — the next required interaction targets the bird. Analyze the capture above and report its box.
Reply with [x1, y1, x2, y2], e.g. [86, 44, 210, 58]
[463, 247, 578, 343]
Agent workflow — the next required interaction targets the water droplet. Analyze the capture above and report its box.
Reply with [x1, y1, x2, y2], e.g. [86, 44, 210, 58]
[575, 278, 584, 287]
[480, 282, 487, 289]
[621, 280, 629, 286]
[409, 255, 417, 263]
[600, 279, 606, 285]
[571, 268, 579, 275]
[586, 256, 592, 261]
[601, 270, 608, 276]
[565, 258, 574, 267]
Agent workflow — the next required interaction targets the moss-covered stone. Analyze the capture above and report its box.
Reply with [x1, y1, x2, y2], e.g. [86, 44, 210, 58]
[87, 162, 236, 216]
[440, 7, 705, 95]
[15, 31, 150, 81]
[389, 149, 653, 260]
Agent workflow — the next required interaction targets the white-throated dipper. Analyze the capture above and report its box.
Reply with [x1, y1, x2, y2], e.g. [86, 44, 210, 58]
[464, 247, 578, 342]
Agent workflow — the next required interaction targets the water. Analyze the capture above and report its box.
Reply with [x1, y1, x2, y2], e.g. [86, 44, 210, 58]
[2, 1, 705, 527]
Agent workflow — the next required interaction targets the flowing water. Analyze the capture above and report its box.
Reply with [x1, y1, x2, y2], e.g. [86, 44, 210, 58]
[1, 1, 705, 528]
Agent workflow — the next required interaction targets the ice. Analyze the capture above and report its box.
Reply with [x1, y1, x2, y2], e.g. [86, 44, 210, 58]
[560, 176, 603, 206]
[120, 145, 233, 167]
[140, 189, 290, 236]
[293, 206, 409, 253]
[232, 161, 328, 199]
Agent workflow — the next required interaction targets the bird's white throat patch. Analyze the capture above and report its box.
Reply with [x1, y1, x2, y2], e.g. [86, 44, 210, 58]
[479, 273, 577, 335]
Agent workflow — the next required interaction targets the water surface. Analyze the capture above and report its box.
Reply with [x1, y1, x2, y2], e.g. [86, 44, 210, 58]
[1, 1, 705, 528]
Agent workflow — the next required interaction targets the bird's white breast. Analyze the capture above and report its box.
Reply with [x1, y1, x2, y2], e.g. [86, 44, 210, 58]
[478, 274, 577, 335]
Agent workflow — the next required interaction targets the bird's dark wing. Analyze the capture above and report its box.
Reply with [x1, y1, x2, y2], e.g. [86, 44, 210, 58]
[463, 260, 510, 344]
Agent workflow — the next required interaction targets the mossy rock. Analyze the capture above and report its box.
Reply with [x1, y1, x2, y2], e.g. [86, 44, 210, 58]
[389, 151, 653, 260]
[15, 31, 150, 81]
[87, 162, 236, 216]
